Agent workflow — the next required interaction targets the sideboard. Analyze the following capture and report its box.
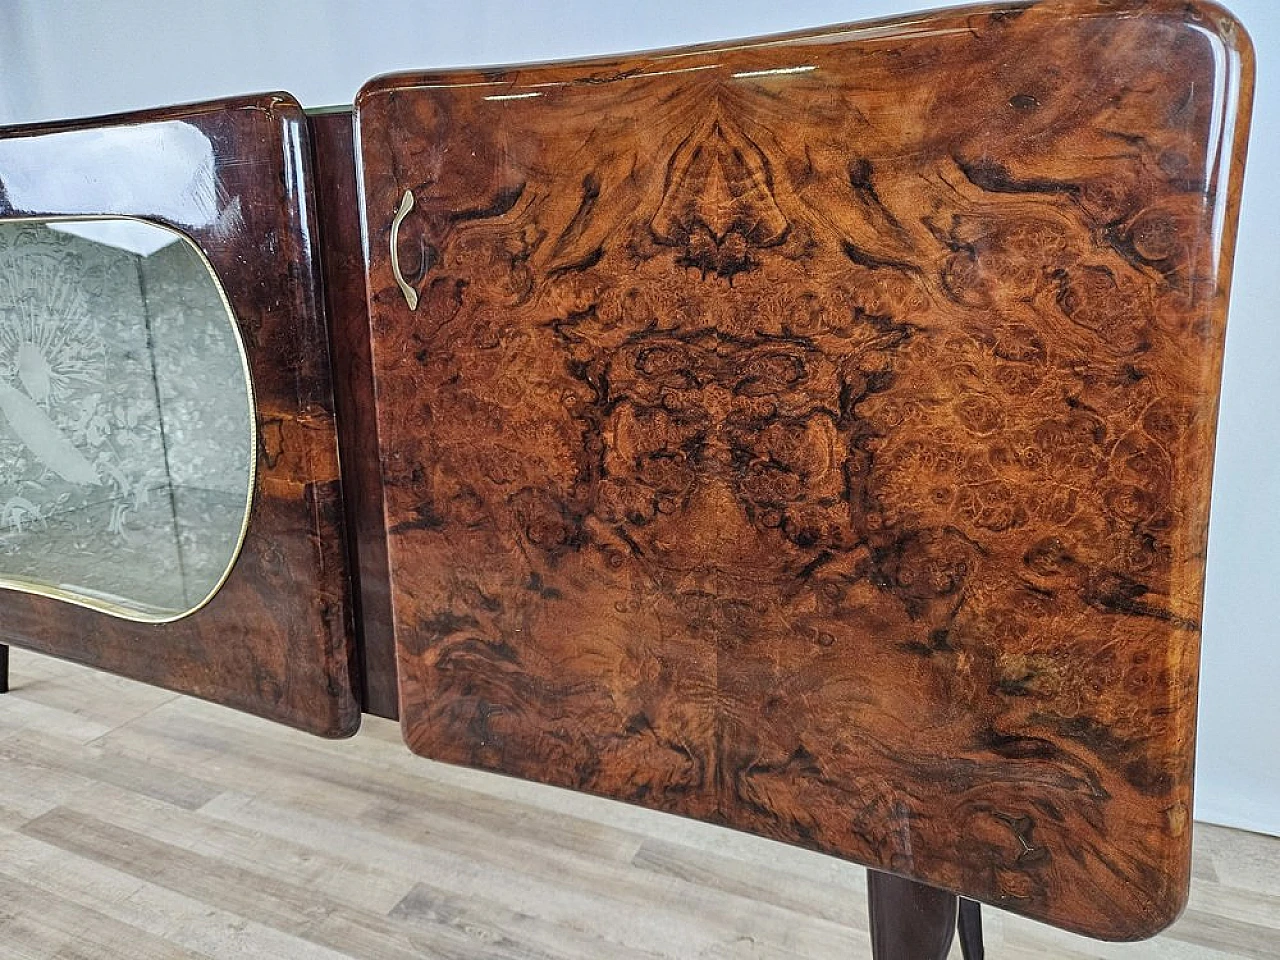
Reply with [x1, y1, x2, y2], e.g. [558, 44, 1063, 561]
[0, 2, 1255, 957]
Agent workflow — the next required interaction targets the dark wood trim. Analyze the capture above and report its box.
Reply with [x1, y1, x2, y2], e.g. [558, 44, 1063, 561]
[308, 108, 398, 720]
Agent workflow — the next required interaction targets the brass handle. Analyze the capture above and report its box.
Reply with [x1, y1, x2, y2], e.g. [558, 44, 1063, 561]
[391, 189, 419, 311]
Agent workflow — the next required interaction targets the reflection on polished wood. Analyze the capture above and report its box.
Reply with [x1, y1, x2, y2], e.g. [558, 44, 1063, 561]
[356, 0, 1254, 940]
[1, 649, 1278, 959]
[307, 109, 399, 722]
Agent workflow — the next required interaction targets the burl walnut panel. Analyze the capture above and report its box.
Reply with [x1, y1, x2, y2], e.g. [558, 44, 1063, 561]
[356, 0, 1253, 939]
[0, 96, 360, 737]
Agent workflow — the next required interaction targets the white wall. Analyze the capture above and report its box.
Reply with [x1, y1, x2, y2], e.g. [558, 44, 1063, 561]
[1, 0, 1276, 836]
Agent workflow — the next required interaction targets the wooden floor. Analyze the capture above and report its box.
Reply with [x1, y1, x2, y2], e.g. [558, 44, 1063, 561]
[0, 649, 1275, 959]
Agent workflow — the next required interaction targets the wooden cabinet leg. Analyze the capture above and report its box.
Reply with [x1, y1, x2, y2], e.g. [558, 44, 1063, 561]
[867, 869, 958, 960]
[0, 644, 8, 694]
[958, 898, 984, 960]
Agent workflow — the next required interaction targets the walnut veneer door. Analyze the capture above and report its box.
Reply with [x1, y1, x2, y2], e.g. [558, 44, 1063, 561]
[355, 0, 1253, 938]
[0, 94, 360, 738]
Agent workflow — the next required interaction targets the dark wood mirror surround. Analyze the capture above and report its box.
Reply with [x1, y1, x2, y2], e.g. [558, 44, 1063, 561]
[0, 95, 361, 738]
[356, 0, 1253, 942]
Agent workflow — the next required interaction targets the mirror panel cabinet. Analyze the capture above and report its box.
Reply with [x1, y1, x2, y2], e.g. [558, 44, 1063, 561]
[0, 95, 360, 737]
[0, 0, 1256, 951]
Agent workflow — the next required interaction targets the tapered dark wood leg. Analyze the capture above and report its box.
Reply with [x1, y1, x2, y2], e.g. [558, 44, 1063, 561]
[867, 869, 958, 960]
[958, 898, 984, 960]
[0, 644, 9, 694]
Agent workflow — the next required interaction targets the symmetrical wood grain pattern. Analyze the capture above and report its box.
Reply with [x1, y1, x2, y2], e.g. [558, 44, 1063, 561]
[0, 95, 360, 737]
[308, 108, 398, 721]
[356, 0, 1253, 939]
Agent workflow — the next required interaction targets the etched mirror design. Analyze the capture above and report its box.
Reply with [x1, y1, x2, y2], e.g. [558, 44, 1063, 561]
[0, 218, 254, 621]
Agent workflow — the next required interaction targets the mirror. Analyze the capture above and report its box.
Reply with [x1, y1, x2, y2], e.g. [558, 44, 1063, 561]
[0, 218, 254, 621]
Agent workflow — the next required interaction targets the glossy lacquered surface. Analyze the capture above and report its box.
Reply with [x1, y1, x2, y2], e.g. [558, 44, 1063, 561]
[308, 109, 398, 721]
[357, 0, 1254, 939]
[0, 95, 360, 737]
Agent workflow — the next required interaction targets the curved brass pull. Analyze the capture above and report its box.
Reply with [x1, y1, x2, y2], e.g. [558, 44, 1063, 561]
[390, 189, 419, 311]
